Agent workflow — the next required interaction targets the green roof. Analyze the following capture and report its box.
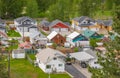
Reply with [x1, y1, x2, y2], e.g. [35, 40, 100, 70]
[83, 29, 95, 38]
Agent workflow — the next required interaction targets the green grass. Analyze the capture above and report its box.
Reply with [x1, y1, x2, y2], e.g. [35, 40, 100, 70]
[28, 54, 36, 60]
[74, 47, 79, 52]
[7, 30, 21, 37]
[10, 59, 71, 78]
[40, 29, 48, 36]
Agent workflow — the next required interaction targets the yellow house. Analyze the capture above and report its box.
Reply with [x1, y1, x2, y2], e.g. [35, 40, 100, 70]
[71, 16, 113, 31]
[96, 20, 113, 31]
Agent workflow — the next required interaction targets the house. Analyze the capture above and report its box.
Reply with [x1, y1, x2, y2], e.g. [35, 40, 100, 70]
[47, 31, 66, 45]
[14, 16, 38, 37]
[49, 19, 70, 32]
[40, 20, 50, 31]
[0, 31, 8, 45]
[19, 41, 32, 49]
[66, 31, 89, 47]
[12, 49, 25, 59]
[0, 18, 6, 32]
[71, 16, 100, 31]
[83, 29, 102, 39]
[29, 31, 47, 45]
[36, 48, 65, 73]
[96, 19, 113, 31]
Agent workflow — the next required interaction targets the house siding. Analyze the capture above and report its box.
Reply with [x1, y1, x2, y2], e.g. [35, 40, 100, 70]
[51, 34, 66, 46]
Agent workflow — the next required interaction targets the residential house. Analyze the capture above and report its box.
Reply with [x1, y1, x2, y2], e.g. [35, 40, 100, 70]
[96, 19, 113, 31]
[0, 31, 8, 45]
[29, 31, 47, 45]
[0, 18, 6, 32]
[71, 16, 100, 31]
[12, 49, 25, 59]
[40, 20, 50, 31]
[47, 31, 66, 46]
[19, 41, 32, 49]
[66, 31, 89, 47]
[49, 19, 70, 32]
[36, 48, 65, 73]
[83, 29, 102, 39]
[14, 16, 38, 37]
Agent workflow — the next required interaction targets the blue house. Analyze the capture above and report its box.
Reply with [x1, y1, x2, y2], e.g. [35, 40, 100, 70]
[72, 34, 89, 47]
[83, 29, 102, 39]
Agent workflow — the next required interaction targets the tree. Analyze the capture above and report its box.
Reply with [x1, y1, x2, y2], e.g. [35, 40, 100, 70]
[0, 56, 8, 78]
[90, 1, 120, 78]
[25, 0, 39, 18]
[0, 0, 25, 19]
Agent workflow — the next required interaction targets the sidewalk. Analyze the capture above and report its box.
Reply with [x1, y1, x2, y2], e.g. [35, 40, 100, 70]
[72, 63, 92, 78]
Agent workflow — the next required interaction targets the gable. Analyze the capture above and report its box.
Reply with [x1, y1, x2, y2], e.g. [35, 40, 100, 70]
[90, 32, 102, 39]
[52, 34, 65, 40]
[73, 34, 88, 42]
[52, 22, 69, 28]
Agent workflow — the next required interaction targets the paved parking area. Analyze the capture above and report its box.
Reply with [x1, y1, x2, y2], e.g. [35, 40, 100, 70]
[65, 65, 86, 78]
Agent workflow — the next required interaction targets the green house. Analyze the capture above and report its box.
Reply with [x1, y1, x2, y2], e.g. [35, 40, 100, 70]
[83, 29, 102, 39]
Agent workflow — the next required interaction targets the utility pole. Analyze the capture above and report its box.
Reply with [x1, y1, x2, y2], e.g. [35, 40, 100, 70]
[8, 50, 10, 78]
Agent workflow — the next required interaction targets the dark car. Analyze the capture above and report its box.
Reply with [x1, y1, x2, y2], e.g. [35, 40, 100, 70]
[80, 62, 87, 68]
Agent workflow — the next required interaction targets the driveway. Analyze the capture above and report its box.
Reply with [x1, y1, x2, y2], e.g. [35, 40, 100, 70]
[65, 65, 86, 78]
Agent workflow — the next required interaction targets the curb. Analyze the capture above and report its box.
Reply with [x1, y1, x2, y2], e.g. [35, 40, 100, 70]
[65, 71, 74, 78]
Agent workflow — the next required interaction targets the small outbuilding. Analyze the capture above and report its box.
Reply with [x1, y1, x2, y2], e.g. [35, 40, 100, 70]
[12, 49, 25, 59]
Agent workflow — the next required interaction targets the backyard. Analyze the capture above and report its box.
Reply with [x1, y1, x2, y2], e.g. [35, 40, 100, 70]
[10, 59, 71, 78]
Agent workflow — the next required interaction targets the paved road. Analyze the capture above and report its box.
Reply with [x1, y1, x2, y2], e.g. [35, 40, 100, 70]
[65, 65, 86, 78]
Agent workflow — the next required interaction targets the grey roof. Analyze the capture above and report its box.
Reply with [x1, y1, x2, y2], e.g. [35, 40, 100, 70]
[40, 20, 50, 27]
[85, 49, 97, 58]
[12, 49, 25, 54]
[73, 16, 96, 27]
[73, 16, 95, 23]
[96, 19, 113, 26]
[0, 18, 5, 23]
[64, 22, 70, 26]
[18, 24, 37, 27]
[103, 20, 113, 26]
[49, 19, 62, 27]
[15, 16, 36, 24]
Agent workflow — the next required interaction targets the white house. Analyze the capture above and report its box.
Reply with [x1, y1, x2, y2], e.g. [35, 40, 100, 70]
[36, 48, 65, 73]
[14, 16, 38, 37]
[66, 32, 89, 47]
[29, 31, 47, 45]
[66, 31, 79, 46]
[12, 49, 25, 59]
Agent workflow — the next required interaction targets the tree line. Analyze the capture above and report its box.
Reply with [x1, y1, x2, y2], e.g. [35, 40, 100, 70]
[0, 0, 115, 21]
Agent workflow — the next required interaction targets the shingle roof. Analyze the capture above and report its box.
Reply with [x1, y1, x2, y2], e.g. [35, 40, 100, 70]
[36, 48, 65, 64]
[73, 16, 96, 27]
[15, 16, 36, 24]
[49, 19, 62, 27]
[40, 20, 50, 27]
[103, 20, 113, 26]
[83, 29, 95, 38]
[96, 19, 113, 26]
[47, 31, 58, 40]
[67, 31, 79, 39]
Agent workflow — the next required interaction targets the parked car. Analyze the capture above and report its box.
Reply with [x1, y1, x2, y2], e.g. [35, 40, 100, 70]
[80, 62, 87, 68]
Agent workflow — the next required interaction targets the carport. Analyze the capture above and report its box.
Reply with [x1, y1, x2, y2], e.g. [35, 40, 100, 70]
[70, 52, 95, 67]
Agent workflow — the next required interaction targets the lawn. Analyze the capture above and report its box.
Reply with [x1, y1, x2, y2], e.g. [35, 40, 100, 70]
[10, 59, 71, 78]
[7, 30, 21, 37]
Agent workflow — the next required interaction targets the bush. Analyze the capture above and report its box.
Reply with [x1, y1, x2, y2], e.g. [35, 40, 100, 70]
[74, 47, 79, 52]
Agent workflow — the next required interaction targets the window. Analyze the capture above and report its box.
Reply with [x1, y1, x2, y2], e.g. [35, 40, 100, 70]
[53, 57, 57, 60]
[46, 65, 51, 69]
[58, 64, 62, 67]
